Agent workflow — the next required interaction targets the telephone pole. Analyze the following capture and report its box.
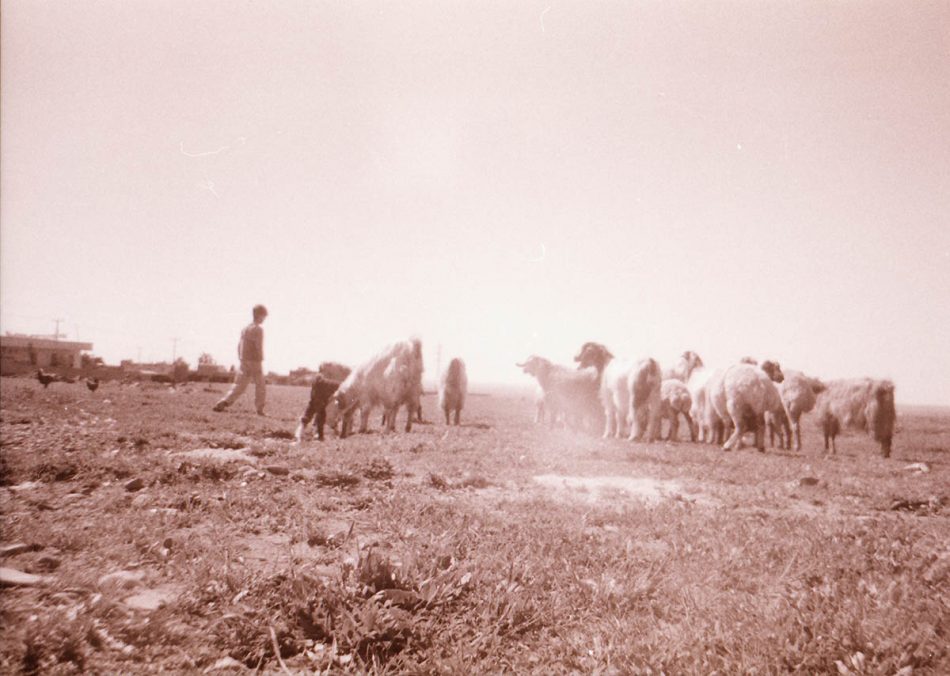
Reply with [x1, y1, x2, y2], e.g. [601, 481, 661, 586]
[171, 337, 179, 363]
[52, 318, 64, 341]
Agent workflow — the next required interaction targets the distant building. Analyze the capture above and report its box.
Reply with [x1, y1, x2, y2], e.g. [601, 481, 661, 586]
[0, 334, 93, 373]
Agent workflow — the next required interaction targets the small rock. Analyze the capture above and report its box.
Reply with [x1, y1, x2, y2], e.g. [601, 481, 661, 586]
[124, 478, 145, 492]
[61, 493, 85, 504]
[163, 537, 174, 549]
[123, 586, 177, 611]
[98, 569, 145, 590]
[0, 543, 34, 557]
[264, 465, 289, 476]
[0, 567, 48, 587]
[204, 656, 246, 672]
[799, 477, 819, 487]
[131, 493, 151, 508]
[903, 462, 930, 474]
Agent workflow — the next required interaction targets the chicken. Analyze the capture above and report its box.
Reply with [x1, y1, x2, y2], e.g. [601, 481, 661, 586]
[36, 369, 56, 388]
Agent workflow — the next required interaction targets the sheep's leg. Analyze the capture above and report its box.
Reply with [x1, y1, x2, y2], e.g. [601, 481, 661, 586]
[444, 407, 451, 425]
[723, 404, 744, 451]
[754, 413, 766, 452]
[669, 415, 679, 442]
[647, 404, 662, 443]
[793, 418, 802, 452]
[404, 403, 413, 433]
[359, 407, 371, 434]
[603, 405, 616, 439]
[683, 412, 696, 442]
[454, 407, 461, 425]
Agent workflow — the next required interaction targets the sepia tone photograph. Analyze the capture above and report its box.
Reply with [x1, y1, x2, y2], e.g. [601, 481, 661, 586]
[1, 0, 948, 672]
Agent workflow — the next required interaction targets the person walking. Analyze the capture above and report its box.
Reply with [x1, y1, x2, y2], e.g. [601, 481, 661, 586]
[214, 304, 268, 415]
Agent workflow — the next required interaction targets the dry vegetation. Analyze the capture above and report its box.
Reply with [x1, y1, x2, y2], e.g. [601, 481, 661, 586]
[1, 377, 948, 674]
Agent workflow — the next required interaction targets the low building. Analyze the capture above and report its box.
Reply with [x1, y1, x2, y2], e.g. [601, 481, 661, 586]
[0, 334, 93, 373]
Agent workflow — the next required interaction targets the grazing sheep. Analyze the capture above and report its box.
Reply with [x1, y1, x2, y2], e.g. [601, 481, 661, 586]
[773, 370, 826, 451]
[712, 360, 785, 452]
[663, 351, 704, 383]
[295, 362, 353, 442]
[574, 342, 663, 442]
[336, 338, 424, 437]
[659, 378, 695, 442]
[813, 379, 896, 457]
[439, 358, 468, 425]
[517, 356, 602, 432]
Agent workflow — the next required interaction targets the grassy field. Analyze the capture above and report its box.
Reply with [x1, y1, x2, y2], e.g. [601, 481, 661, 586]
[1, 376, 948, 674]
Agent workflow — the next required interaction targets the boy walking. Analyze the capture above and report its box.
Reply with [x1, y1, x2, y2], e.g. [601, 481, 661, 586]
[214, 304, 268, 415]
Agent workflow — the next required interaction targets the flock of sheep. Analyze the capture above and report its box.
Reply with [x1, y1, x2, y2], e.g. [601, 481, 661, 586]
[293, 336, 897, 458]
[519, 343, 897, 457]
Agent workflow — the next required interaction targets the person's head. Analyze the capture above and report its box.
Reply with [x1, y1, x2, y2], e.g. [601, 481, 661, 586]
[252, 304, 268, 323]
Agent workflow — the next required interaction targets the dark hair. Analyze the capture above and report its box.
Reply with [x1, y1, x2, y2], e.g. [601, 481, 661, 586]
[253, 304, 268, 318]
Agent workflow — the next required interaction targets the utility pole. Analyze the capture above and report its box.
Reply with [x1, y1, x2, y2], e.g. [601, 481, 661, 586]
[52, 318, 64, 341]
[171, 337, 179, 363]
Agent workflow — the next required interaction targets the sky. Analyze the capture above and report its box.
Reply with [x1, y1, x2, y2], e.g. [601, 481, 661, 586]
[1, 1, 948, 404]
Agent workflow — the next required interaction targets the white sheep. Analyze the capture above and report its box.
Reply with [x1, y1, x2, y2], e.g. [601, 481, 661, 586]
[336, 338, 424, 437]
[711, 360, 785, 452]
[772, 370, 826, 451]
[663, 350, 704, 382]
[517, 355, 602, 432]
[688, 367, 727, 444]
[574, 342, 663, 442]
[438, 357, 468, 425]
[659, 378, 695, 442]
[813, 379, 896, 457]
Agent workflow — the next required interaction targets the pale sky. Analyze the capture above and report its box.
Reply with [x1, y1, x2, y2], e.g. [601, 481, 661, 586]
[2, 1, 948, 404]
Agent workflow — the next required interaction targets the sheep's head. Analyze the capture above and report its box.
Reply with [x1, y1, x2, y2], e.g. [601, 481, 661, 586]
[334, 387, 351, 412]
[678, 351, 704, 379]
[874, 380, 895, 404]
[574, 342, 612, 371]
[760, 360, 784, 383]
[682, 351, 704, 369]
[809, 377, 827, 395]
[516, 356, 551, 379]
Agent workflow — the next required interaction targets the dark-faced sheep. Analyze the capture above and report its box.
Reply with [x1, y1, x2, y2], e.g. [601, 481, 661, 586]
[517, 355, 602, 432]
[574, 342, 663, 442]
[814, 379, 896, 457]
[439, 357, 468, 425]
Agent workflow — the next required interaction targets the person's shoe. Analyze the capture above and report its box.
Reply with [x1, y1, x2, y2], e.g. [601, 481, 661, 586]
[213, 402, 227, 412]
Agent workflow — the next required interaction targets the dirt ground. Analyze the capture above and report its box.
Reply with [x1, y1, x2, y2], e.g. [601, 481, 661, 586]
[1, 377, 948, 673]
